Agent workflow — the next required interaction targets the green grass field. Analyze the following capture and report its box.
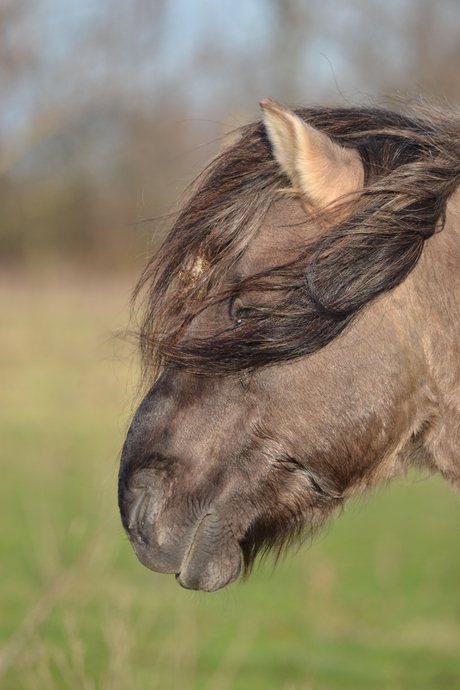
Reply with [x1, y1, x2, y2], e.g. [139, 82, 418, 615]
[1, 274, 460, 690]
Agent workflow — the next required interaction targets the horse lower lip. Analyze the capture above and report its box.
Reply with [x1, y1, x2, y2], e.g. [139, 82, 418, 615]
[174, 513, 241, 591]
[169, 513, 210, 582]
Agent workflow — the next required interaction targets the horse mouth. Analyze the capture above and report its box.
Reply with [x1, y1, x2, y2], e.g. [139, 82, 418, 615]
[174, 511, 212, 579]
[174, 513, 241, 592]
[124, 497, 242, 592]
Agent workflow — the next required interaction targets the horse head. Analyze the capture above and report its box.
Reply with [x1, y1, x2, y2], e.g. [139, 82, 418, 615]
[119, 99, 460, 591]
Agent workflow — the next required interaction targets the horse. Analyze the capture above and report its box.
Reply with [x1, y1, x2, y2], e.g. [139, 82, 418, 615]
[118, 97, 460, 592]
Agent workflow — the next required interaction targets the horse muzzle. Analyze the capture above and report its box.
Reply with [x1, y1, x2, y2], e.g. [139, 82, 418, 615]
[119, 480, 241, 592]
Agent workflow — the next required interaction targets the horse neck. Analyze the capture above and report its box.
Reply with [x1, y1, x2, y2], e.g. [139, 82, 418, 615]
[406, 187, 460, 483]
[420, 188, 460, 329]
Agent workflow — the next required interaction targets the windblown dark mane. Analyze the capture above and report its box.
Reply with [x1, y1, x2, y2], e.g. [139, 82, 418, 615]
[134, 103, 460, 381]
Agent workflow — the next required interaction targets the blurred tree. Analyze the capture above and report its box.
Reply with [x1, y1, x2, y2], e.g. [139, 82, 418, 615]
[336, 0, 460, 101]
[2, 0, 460, 270]
[266, 0, 313, 104]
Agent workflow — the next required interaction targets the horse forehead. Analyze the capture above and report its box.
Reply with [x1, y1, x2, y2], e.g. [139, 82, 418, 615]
[238, 196, 317, 273]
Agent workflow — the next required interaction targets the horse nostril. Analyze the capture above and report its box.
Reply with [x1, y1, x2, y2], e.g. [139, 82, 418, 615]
[137, 491, 153, 543]
[123, 487, 147, 530]
[122, 485, 161, 546]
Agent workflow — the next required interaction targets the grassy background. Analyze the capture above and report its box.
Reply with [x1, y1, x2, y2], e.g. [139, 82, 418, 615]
[1, 275, 460, 690]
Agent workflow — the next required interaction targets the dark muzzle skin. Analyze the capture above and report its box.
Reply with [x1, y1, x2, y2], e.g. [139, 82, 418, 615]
[120, 478, 241, 590]
[118, 369, 245, 592]
[118, 468, 241, 591]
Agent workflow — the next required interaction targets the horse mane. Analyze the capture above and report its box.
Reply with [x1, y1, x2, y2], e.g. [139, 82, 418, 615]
[134, 102, 460, 382]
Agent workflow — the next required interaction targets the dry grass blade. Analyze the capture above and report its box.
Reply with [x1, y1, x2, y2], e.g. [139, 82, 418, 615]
[0, 529, 105, 683]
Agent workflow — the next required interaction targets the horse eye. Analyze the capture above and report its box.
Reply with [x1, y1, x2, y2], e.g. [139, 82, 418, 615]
[228, 295, 243, 323]
[235, 307, 252, 324]
[228, 295, 254, 326]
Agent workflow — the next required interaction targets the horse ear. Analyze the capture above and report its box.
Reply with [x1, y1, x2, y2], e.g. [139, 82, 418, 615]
[260, 97, 363, 208]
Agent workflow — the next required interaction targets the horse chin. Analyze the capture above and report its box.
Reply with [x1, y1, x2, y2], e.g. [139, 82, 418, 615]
[175, 513, 242, 592]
